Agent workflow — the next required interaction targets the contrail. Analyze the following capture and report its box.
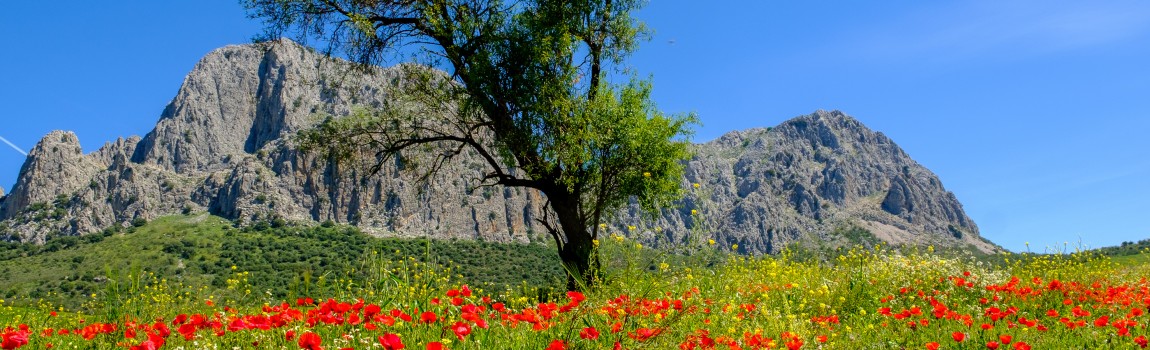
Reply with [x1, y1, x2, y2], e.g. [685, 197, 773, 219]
[0, 136, 27, 156]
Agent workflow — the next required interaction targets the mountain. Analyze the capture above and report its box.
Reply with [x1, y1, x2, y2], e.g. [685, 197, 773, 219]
[0, 41, 996, 254]
[617, 112, 992, 253]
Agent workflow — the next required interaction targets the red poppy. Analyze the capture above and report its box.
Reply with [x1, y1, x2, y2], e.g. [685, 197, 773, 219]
[298, 331, 323, 350]
[420, 311, 438, 324]
[547, 339, 567, 350]
[1012, 342, 1031, 350]
[1094, 315, 1109, 327]
[451, 321, 471, 340]
[365, 304, 381, 317]
[925, 342, 940, 350]
[128, 333, 166, 350]
[580, 327, 600, 340]
[785, 337, 803, 350]
[952, 332, 966, 342]
[567, 291, 586, 303]
[999, 334, 1012, 344]
[987, 341, 1000, 349]
[379, 333, 404, 350]
[629, 328, 662, 342]
[1, 330, 30, 350]
[427, 341, 444, 350]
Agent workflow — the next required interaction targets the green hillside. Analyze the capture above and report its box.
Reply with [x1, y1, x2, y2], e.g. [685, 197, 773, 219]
[0, 214, 565, 308]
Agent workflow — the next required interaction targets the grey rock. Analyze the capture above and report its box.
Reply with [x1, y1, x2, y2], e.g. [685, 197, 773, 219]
[0, 41, 997, 254]
[0, 131, 103, 222]
[609, 111, 993, 254]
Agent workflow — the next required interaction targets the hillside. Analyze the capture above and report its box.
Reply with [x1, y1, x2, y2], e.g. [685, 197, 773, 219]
[0, 40, 995, 254]
[0, 214, 564, 308]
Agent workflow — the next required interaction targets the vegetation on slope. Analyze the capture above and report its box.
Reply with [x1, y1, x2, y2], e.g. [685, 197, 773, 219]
[0, 214, 564, 308]
[2, 229, 1150, 349]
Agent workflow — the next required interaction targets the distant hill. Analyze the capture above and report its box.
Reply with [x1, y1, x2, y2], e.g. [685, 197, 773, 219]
[0, 40, 997, 254]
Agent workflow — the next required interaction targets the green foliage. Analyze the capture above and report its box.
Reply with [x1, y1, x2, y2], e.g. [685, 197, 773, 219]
[0, 215, 563, 309]
[247, 0, 695, 288]
[1093, 238, 1150, 257]
[4, 233, 1150, 349]
[833, 224, 881, 247]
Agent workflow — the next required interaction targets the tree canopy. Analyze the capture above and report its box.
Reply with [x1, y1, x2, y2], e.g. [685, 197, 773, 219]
[245, 0, 696, 290]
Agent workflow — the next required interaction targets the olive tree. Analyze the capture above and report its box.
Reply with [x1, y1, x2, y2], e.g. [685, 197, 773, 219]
[245, 0, 696, 290]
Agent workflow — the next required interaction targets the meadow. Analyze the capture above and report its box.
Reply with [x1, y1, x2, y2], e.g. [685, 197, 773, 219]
[2, 215, 1150, 349]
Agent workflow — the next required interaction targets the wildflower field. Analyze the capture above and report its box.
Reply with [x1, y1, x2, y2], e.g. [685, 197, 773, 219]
[3, 217, 1150, 349]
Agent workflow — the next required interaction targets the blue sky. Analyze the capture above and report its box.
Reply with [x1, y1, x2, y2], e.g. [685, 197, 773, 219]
[1, 1, 1148, 252]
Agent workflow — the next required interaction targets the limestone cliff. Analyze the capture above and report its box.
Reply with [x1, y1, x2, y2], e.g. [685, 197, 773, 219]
[612, 111, 992, 253]
[0, 41, 996, 253]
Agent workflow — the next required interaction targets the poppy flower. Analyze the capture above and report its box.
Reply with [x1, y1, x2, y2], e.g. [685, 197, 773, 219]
[298, 331, 323, 350]
[129, 333, 166, 350]
[785, 337, 803, 350]
[420, 311, 438, 324]
[952, 332, 965, 342]
[567, 291, 586, 303]
[378, 333, 404, 350]
[1094, 316, 1109, 327]
[547, 339, 567, 350]
[999, 334, 1012, 344]
[629, 328, 662, 341]
[1, 330, 30, 350]
[925, 342, 940, 350]
[580, 327, 600, 340]
[426, 341, 444, 350]
[451, 321, 471, 340]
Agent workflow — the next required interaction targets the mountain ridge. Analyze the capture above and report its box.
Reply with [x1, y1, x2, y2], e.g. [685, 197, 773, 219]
[0, 40, 996, 254]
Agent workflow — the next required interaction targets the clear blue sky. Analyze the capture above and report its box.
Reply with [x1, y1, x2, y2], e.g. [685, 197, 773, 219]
[2, 1, 1148, 253]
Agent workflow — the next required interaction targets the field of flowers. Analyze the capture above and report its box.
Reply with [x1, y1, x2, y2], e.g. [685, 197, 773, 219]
[2, 235, 1150, 349]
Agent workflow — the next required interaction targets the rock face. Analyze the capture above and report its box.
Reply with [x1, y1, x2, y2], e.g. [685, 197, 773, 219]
[612, 111, 992, 253]
[0, 41, 996, 253]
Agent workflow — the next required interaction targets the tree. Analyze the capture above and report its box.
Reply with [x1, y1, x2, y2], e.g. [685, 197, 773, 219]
[245, 0, 696, 290]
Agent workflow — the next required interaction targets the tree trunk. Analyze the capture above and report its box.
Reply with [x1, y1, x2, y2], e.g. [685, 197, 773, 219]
[550, 193, 601, 291]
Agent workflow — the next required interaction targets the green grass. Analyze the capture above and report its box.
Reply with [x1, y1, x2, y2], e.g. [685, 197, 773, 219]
[2, 232, 1150, 349]
[2, 216, 1150, 348]
[0, 214, 565, 309]
[1108, 253, 1150, 266]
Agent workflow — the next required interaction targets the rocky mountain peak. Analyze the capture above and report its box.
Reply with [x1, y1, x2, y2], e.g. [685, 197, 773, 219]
[0, 131, 102, 221]
[614, 109, 990, 253]
[130, 44, 265, 173]
[0, 42, 996, 254]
